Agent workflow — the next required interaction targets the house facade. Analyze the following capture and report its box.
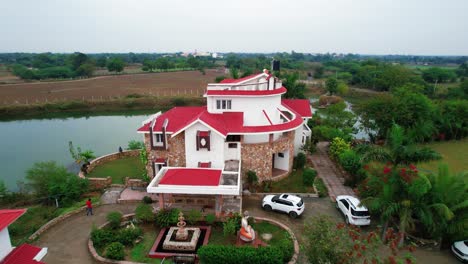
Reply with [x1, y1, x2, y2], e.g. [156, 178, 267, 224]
[138, 70, 312, 216]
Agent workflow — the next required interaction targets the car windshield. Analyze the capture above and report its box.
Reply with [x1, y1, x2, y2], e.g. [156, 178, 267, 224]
[465, 241, 468, 247]
[297, 200, 303, 207]
[272, 195, 280, 202]
[351, 208, 369, 217]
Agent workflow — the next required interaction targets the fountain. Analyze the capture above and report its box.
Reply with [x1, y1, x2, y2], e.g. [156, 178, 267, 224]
[162, 212, 201, 252]
[149, 211, 211, 259]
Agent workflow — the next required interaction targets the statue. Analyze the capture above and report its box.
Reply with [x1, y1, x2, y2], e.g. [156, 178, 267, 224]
[239, 211, 255, 242]
[175, 211, 188, 241]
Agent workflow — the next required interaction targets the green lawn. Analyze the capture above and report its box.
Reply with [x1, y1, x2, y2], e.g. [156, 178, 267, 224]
[270, 169, 315, 193]
[129, 226, 166, 264]
[87, 156, 144, 184]
[418, 138, 468, 174]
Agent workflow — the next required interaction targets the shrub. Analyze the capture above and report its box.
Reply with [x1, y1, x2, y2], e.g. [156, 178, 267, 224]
[135, 203, 154, 223]
[90, 227, 117, 249]
[197, 245, 283, 264]
[294, 152, 307, 170]
[215, 76, 226, 83]
[247, 170, 258, 186]
[117, 227, 142, 246]
[205, 213, 216, 225]
[155, 208, 179, 227]
[172, 97, 187, 106]
[314, 178, 328, 198]
[127, 140, 145, 150]
[106, 211, 123, 229]
[187, 209, 202, 225]
[142, 196, 153, 204]
[329, 137, 350, 159]
[338, 149, 362, 175]
[223, 218, 237, 237]
[277, 236, 294, 263]
[262, 180, 272, 192]
[303, 168, 317, 186]
[105, 242, 125, 260]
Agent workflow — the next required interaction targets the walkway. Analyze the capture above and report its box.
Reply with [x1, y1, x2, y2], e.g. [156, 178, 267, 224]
[35, 204, 136, 264]
[310, 141, 355, 201]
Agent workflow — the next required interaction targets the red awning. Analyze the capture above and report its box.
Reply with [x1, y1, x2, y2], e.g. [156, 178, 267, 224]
[2, 244, 45, 264]
[154, 158, 166, 164]
[198, 131, 210, 137]
[159, 168, 222, 186]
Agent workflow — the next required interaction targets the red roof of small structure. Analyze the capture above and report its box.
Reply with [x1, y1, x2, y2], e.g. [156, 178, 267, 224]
[159, 168, 222, 186]
[138, 99, 311, 136]
[219, 73, 264, 84]
[2, 244, 44, 264]
[282, 99, 313, 118]
[0, 209, 26, 231]
[205, 86, 287, 96]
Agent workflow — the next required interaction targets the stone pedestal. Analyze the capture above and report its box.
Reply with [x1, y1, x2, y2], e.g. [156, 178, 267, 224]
[162, 227, 201, 251]
[175, 228, 189, 241]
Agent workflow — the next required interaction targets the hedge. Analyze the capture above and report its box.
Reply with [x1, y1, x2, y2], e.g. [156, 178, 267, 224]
[198, 245, 283, 264]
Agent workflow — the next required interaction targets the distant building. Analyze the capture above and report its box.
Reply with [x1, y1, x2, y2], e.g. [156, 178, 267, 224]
[138, 70, 312, 216]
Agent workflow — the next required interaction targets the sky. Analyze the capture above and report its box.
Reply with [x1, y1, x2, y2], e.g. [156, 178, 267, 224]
[1, 0, 468, 55]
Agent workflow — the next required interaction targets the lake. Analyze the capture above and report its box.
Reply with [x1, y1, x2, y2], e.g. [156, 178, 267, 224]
[0, 113, 150, 191]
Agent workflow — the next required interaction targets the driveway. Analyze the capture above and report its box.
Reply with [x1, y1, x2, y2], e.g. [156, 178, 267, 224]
[35, 204, 136, 264]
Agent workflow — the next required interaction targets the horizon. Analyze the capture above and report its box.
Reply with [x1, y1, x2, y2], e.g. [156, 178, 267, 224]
[1, 0, 468, 56]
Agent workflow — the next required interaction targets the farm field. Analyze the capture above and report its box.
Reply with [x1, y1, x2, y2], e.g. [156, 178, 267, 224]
[0, 69, 222, 105]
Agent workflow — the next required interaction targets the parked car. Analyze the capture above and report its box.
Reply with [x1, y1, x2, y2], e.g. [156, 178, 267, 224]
[262, 193, 304, 218]
[452, 240, 468, 262]
[336, 195, 370, 226]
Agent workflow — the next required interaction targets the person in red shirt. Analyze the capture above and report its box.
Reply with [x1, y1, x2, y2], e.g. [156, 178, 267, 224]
[86, 198, 93, 216]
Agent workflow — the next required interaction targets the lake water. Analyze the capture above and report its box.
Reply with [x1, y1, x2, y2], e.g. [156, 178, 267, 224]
[0, 114, 150, 191]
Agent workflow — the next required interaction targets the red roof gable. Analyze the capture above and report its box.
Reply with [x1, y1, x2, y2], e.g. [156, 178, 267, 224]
[2, 244, 44, 264]
[281, 99, 312, 118]
[137, 106, 206, 133]
[159, 168, 222, 186]
[219, 73, 264, 84]
[0, 209, 26, 231]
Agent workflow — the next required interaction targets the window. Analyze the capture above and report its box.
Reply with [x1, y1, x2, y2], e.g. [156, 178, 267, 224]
[155, 134, 163, 142]
[196, 131, 211, 151]
[278, 152, 284, 158]
[340, 199, 349, 210]
[226, 135, 241, 142]
[228, 143, 237, 148]
[216, 99, 232, 110]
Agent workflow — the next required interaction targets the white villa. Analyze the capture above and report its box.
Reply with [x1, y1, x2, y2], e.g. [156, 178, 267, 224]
[0, 209, 47, 264]
[138, 70, 312, 216]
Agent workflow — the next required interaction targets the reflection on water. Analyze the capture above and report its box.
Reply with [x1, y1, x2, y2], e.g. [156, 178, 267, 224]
[0, 114, 149, 191]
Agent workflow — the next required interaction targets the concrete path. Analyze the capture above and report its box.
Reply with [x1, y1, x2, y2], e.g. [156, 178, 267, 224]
[310, 141, 355, 201]
[35, 204, 136, 264]
[100, 187, 125, 204]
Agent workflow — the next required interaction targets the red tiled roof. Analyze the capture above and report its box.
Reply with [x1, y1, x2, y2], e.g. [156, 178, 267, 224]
[159, 168, 222, 186]
[281, 99, 313, 118]
[219, 73, 263, 84]
[205, 86, 287, 96]
[0, 209, 26, 231]
[138, 101, 307, 136]
[2, 244, 44, 264]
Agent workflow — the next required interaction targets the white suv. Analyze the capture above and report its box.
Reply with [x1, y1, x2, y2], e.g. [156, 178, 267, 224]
[451, 240, 468, 262]
[262, 194, 304, 218]
[336, 195, 370, 226]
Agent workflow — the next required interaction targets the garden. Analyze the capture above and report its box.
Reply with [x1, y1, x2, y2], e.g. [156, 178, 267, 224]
[86, 156, 145, 184]
[90, 200, 295, 264]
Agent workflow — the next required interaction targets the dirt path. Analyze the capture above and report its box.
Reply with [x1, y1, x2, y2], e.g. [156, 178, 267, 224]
[310, 141, 355, 201]
[35, 204, 136, 264]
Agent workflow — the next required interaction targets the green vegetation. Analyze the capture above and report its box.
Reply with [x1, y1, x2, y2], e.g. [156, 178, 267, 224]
[155, 208, 180, 227]
[106, 211, 123, 229]
[127, 140, 144, 150]
[105, 242, 125, 260]
[302, 168, 317, 187]
[26, 161, 89, 206]
[270, 170, 315, 193]
[106, 58, 125, 73]
[314, 177, 328, 198]
[310, 101, 356, 142]
[86, 156, 145, 184]
[129, 228, 162, 264]
[418, 138, 468, 173]
[294, 152, 306, 170]
[198, 245, 283, 264]
[303, 215, 414, 264]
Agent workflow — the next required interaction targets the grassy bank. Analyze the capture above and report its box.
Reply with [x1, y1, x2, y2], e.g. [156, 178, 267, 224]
[0, 95, 205, 121]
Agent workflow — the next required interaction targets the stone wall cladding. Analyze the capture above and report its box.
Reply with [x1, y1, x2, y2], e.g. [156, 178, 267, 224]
[87, 177, 112, 189]
[144, 132, 186, 178]
[241, 131, 295, 182]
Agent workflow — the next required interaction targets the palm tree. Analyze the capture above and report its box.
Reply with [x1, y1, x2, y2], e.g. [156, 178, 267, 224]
[357, 123, 441, 166]
[427, 165, 468, 244]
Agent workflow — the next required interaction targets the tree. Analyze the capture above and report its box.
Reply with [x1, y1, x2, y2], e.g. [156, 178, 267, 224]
[96, 57, 107, 68]
[127, 140, 144, 150]
[69, 52, 89, 71]
[282, 72, 305, 99]
[76, 63, 95, 77]
[325, 77, 338, 95]
[68, 141, 96, 172]
[358, 123, 441, 166]
[313, 66, 324, 79]
[107, 58, 125, 73]
[26, 161, 89, 205]
[423, 67, 457, 83]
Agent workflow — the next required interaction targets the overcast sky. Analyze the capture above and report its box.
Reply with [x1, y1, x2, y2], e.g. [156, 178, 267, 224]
[1, 0, 467, 55]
